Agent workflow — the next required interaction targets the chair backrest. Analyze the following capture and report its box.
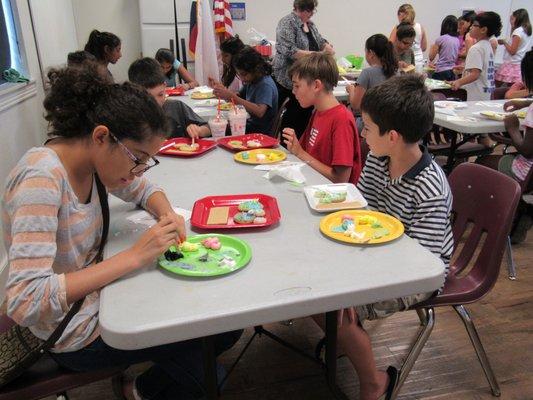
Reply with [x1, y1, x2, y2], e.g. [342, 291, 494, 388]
[273, 97, 290, 140]
[447, 163, 521, 303]
[491, 86, 508, 100]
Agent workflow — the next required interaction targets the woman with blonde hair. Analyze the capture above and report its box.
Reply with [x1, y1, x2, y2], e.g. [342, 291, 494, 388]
[389, 4, 427, 70]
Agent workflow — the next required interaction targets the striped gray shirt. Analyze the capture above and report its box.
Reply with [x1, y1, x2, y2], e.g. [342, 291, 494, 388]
[358, 148, 453, 277]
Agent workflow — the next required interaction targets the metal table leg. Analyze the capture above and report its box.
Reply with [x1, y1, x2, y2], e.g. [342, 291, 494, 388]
[202, 336, 219, 400]
[325, 311, 349, 400]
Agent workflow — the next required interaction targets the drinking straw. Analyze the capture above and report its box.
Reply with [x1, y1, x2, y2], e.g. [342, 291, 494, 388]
[231, 98, 237, 114]
[217, 97, 221, 120]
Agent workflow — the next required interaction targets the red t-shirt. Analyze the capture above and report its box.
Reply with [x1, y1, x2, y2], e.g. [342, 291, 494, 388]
[299, 104, 361, 184]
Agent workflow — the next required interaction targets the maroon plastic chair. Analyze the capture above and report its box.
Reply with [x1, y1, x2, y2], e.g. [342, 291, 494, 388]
[392, 163, 521, 399]
[273, 97, 290, 141]
[0, 315, 123, 400]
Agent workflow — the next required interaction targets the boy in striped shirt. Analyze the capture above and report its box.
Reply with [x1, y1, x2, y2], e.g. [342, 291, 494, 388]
[322, 75, 453, 400]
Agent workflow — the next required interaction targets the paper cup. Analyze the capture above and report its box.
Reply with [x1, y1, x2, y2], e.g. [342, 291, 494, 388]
[228, 110, 247, 136]
[208, 117, 228, 138]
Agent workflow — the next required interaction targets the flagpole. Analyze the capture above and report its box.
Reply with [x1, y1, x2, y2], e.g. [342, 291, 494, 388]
[173, 0, 181, 62]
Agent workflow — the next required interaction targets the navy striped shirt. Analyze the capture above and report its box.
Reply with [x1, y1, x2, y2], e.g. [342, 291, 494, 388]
[358, 147, 453, 278]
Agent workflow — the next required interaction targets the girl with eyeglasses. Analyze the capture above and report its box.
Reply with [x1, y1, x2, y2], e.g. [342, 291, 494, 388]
[2, 64, 241, 400]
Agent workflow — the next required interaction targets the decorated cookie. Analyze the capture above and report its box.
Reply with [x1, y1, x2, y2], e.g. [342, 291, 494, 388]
[247, 208, 265, 217]
[241, 151, 250, 160]
[164, 245, 183, 261]
[233, 212, 255, 224]
[256, 153, 266, 161]
[201, 237, 221, 250]
[180, 241, 199, 252]
[246, 139, 261, 148]
[268, 152, 281, 161]
[175, 143, 200, 152]
[229, 140, 244, 149]
[253, 216, 267, 224]
[238, 200, 264, 212]
[358, 215, 378, 225]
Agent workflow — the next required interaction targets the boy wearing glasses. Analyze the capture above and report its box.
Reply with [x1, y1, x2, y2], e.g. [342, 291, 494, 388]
[448, 12, 502, 100]
[394, 22, 416, 72]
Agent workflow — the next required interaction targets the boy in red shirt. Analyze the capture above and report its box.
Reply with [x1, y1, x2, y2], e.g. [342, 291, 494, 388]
[282, 53, 362, 184]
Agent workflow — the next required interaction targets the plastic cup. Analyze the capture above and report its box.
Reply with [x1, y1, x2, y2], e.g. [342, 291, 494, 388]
[208, 117, 228, 139]
[228, 107, 247, 136]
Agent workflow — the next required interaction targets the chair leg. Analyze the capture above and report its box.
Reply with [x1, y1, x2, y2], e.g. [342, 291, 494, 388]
[506, 236, 517, 280]
[391, 307, 435, 400]
[453, 305, 501, 397]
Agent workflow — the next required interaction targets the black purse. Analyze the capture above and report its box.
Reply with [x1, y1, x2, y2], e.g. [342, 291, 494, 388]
[0, 173, 109, 387]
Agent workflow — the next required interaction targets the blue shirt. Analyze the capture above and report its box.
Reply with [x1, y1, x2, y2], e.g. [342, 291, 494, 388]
[164, 59, 182, 87]
[239, 75, 278, 135]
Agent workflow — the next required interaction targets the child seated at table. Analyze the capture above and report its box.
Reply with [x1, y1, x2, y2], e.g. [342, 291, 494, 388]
[448, 12, 502, 101]
[155, 48, 199, 90]
[393, 22, 416, 72]
[213, 46, 278, 135]
[429, 15, 460, 81]
[314, 75, 453, 400]
[208, 36, 245, 93]
[282, 52, 362, 184]
[128, 57, 211, 139]
[346, 34, 398, 114]
[2, 63, 242, 400]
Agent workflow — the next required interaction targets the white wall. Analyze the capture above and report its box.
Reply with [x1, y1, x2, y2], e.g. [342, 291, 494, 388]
[0, 0, 50, 299]
[71, 0, 142, 82]
[28, 0, 78, 82]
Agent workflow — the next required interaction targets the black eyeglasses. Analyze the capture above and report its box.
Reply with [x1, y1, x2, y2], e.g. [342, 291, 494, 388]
[109, 132, 159, 175]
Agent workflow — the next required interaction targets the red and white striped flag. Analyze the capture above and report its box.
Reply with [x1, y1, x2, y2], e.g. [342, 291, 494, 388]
[213, 0, 233, 38]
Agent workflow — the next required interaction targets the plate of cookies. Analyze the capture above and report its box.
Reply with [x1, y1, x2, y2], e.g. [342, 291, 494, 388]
[217, 133, 279, 152]
[158, 138, 217, 157]
[190, 194, 281, 229]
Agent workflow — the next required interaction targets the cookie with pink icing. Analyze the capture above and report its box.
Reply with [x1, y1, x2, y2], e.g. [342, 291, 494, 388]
[201, 237, 221, 250]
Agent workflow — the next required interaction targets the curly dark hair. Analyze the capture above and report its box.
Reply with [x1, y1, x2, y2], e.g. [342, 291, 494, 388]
[44, 65, 168, 142]
[84, 30, 121, 62]
[232, 46, 272, 77]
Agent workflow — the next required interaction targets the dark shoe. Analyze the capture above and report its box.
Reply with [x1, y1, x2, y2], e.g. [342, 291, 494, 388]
[378, 366, 399, 400]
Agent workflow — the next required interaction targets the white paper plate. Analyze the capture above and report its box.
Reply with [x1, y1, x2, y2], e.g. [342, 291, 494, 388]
[303, 183, 367, 212]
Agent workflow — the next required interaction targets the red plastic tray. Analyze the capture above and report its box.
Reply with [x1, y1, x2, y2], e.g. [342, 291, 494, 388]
[191, 194, 281, 229]
[158, 138, 217, 157]
[165, 87, 185, 96]
[217, 133, 279, 152]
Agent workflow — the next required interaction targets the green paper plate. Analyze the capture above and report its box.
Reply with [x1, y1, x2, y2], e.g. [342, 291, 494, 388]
[158, 234, 252, 277]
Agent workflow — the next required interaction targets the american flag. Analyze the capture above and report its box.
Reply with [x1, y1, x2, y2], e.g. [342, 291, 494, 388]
[213, 0, 233, 38]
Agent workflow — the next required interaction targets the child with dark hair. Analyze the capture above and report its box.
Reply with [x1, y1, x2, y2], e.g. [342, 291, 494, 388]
[346, 34, 398, 113]
[2, 63, 242, 399]
[314, 74, 453, 400]
[208, 36, 245, 92]
[394, 22, 416, 72]
[128, 57, 210, 139]
[154, 48, 199, 90]
[282, 52, 361, 185]
[495, 9, 532, 86]
[67, 50, 96, 66]
[429, 15, 460, 81]
[83, 29, 121, 81]
[448, 11, 502, 101]
[213, 46, 278, 135]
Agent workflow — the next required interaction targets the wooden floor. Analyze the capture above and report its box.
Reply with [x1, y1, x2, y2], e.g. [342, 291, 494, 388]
[46, 233, 532, 400]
